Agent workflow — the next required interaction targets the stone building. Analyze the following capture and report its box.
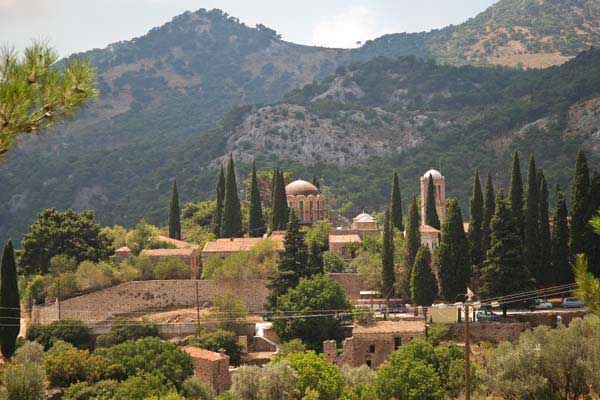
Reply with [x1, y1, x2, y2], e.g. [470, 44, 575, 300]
[141, 248, 200, 278]
[285, 179, 326, 225]
[183, 346, 231, 394]
[420, 169, 446, 226]
[351, 212, 380, 238]
[329, 230, 362, 260]
[323, 320, 427, 369]
[201, 235, 285, 264]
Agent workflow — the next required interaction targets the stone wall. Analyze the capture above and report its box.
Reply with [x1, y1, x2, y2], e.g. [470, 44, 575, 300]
[33, 279, 269, 324]
[449, 322, 530, 343]
[329, 273, 363, 300]
[509, 310, 586, 327]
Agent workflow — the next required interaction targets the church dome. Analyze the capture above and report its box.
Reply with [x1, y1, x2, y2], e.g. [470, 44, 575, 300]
[354, 212, 375, 222]
[423, 169, 443, 179]
[285, 180, 320, 196]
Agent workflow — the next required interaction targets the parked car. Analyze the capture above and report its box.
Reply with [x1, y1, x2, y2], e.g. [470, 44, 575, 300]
[562, 297, 584, 308]
[529, 298, 553, 310]
[476, 309, 500, 322]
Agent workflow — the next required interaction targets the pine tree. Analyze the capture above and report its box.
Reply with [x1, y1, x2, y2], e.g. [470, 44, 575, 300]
[390, 172, 404, 231]
[587, 172, 600, 276]
[220, 155, 243, 238]
[381, 209, 396, 297]
[437, 198, 471, 301]
[570, 150, 590, 257]
[508, 152, 524, 241]
[404, 197, 421, 273]
[481, 174, 496, 257]
[0, 240, 20, 358]
[537, 171, 552, 285]
[425, 176, 441, 229]
[468, 171, 484, 268]
[212, 166, 225, 237]
[523, 155, 540, 282]
[248, 161, 266, 237]
[168, 179, 181, 240]
[480, 192, 534, 313]
[270, 169, 289, 231]
[307, 241, 324, 277]
[552, 188, 571, 284]
[267, 211, 309, 308]
[410, 246, 438, 306]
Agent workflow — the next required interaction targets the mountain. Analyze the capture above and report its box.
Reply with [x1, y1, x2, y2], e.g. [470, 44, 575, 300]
[1, 1, 600, 243]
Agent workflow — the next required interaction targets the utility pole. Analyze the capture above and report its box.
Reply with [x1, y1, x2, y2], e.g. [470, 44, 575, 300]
[57, 278, 61, 321]
[464, 303, 471, 400]
[195, 280, 201, 331]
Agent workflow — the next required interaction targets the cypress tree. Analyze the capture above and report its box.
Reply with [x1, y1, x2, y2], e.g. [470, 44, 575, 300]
[523, 155, 540, 281]
[381, 209, 396, 297]
[248, 161, 266, 237]
[425, 176, 441, 229]
[570, 150, 590, 257]
[481, 174, 495, 257]
[390, 172, 404, 231]
[312, 175, 320, 190]
[537, 171, 552, 285]
[468, 171, 484, 268]
[480, 192, 534, 313]
[307, 240, 324, 277]
[220, 155, 243, 238]
[410, 246, 438, 306]
[437, 198, 471, 301]
[212, 166, 225, 237]
[404, 197, 421, 273]
[508, 152, 524, 241]
[0, 240, 20, 358]
[168, 179, 181, 240]
[278, 170, 289, 222]
[270, 170, 289, 231]
[587, 173, 600, 276]
[552, 188, 571, 284]
[267, 211, 309, 308]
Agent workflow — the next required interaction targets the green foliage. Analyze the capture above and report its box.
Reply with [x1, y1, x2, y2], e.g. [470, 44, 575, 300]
[574, 255, 600, 317]
[190, 329, 244, 366]
[271, 274, 352, 351]
[19, 209, 112, 275]
[570, 150, 591, 257]
[481, 174, 495, 264]
[12, 341, 44, 365]
[62, 380, 120, 400]
[202, 238, 279, 280]
[205, 292, 249, 334]
[0, 361, 46, 400]
[95, 319, 159, 348]
[552, 188, 571, 284]
[26, 319, 91, 350]
[322, 251, 348, 273]
[537, 171, 552, 285]
[212, 166, 226, 237]
[267, 211, 309, 308]
[169, 179, 182, 240]
[404, 197, 421, 278]
[221, 155, 243, 238]
[285, 351, 344, 400]
[480, 192, 534, 307]
[151, 257, 191, 280]
[96, 337, 193, 387]
[425, 176, 441, 230]
[125, 219, 158, 255]
[468, 171, 484, 268]
[340, 364, 378, 400]
[0, 43, 97, 157]
[508, 152, 524, 242]
[523, 155, 540, 282]
[353, 251, 383, 292]
[101, 225, 128, 250]
[390, 172, 404, 231]
[305, 221, 330, 253]
[113, 372, 173, 400]
[248, 161, 266, 237]
[270, 169, 289, 232]
[410, 246, 438, 306]
[426, 323, 450, 346]
[0, 240, 20, 358]
[277, 339, 307, 357]
[484, 317, 600, 400]
[231, 361, 299, 400]
[437, 199, 471, 301]
[381, 209, 396, 296]
[353, 306, 375, 326]
[181, 377, 215, 400]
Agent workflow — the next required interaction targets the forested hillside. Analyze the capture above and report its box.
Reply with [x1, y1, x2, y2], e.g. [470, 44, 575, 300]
[2, 0, 600, 244]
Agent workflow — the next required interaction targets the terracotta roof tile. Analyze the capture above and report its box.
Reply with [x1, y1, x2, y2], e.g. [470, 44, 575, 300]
[141, 248, 196, 257]
[183, 346, 227, 361]
[328, 233, 362, 244]
[419, 225, 441, 233]
[156, 235, 199, 249]
[353, 320, 426, 335]
[202, 237, 285, 253]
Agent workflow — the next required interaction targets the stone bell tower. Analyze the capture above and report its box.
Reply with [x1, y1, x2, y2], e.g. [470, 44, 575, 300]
[420, 169, 446, 226]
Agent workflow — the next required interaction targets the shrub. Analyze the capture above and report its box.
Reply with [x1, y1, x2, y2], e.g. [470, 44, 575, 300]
[0, 362, 45, 400]
[74, 261, 114, 291]
[353, 306, 375, 326]
[62, 380, 120, 400]
[113, 373, 173, 400]
[12, 341, 44, 365]
[181, 377, 215, 400]
[95, 318, 159, 347]
[340, 365, 378, 400]
[96, 337, 193, 387]
[205, 292, 248, 334]
[426, 323, 450, 345]
[284, 351, 344, 400]
[191, 329, 244, 366]
[45, 272, 79, 302]
[152, 257, 191, 279]
[322, 251, 347, 273]
[26, 319, 91, 350]
[23, 275, 46, 309]
[277, 339, 307, 357]
[202, 239, 278, 280]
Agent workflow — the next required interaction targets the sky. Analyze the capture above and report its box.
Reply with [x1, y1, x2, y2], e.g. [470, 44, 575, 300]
[0, 0, 497, 57]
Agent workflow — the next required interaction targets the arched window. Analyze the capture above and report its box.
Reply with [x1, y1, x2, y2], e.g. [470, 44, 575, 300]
[299, 201, 304, 221]
[309, 201, 314, 221]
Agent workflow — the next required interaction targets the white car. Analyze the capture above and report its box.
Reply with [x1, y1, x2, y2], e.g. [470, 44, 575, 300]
[562, 297, 584, 308]
[530, 298, 553, 310]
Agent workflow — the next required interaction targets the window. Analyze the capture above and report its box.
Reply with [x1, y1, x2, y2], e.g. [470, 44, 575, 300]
[368, 344, 375, 353]
[394, 337, 401, 350]
[366, 360, 372, 368]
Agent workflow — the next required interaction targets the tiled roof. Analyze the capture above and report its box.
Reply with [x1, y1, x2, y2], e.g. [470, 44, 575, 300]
[183, 346, 227, 361]
[328, 233, 362, 244]
[141, 248, 196, 257]
[419, 225, 441, 233]
[116, 246, 131, 253]
[353, 320, 426, 335]
[156, 235, 199, 249]
[202, 236, 285, 254]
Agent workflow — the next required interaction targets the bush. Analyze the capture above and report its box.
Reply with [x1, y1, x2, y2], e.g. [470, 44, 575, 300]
[427, 323, 450, 345]
[12, 341, 44, 365]
[26, 319, 91, 350]
[322, 251, 347, 273]
[285, 351, 344, 400]
[353, 306, 375, 326]
[45, 272, 79, 302]
[62, 380, 120, 400]
[151, 257, 191, 279]
[96, 337, 193, 387]
[205, 292, 248, 334]
[95, 319, 159, 347]
[181, 377, 215, 400]
[74, 261, 114, 291]
[277, 339, 307, 357]
[202, 239, 278, 280]
[191, 329, 244, 366]
[23, 275, 46, 309]
[114, 373, 173, 400]
[0, 362, 46, 400]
